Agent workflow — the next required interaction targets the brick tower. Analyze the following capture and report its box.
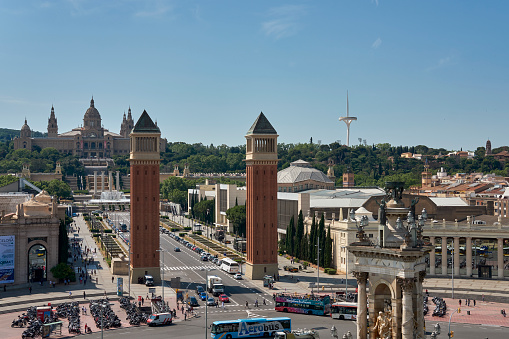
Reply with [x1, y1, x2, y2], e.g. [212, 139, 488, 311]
[245, 112, 279, 280]
[129, 110, 161, 283]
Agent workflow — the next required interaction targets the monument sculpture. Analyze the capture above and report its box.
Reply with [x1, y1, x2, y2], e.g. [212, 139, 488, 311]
[348, 182, 431, 339]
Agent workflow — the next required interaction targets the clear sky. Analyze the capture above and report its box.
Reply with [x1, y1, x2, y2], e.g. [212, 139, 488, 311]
[1, 1, 507, 151]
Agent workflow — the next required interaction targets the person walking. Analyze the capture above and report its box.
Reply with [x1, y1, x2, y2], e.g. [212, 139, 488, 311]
[245, 301, 249, 308]
[459, 299, 462, 306]
[83, 291, 86, 299]
[112, 276, 114, 283]
[474, 299, 476, 307]
[29, 286, 32, 294]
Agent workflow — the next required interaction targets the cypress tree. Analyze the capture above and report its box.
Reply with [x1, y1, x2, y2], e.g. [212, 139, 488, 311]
[318, 214, 326, 267]
[286, 216, 295, 256]
[324, 225, 333, 268]
[309, 217, 316, 263]
[295, 210, 304, 257]
[301, 232, 309, 262]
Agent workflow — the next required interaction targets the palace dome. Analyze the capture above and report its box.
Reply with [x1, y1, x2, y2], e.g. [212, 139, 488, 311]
[84, 97, 101, 120]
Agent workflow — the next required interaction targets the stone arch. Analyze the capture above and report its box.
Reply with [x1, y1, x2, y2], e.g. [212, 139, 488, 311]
[27, 242, 48, 283]
[370, 278, 395, 317]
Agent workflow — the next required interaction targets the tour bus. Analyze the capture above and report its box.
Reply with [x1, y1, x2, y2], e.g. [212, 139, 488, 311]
[274, 293, 331, 316]
[220, 257, 240, 274]
[331, 302, 358, 320]
[211, 317, 291, 339]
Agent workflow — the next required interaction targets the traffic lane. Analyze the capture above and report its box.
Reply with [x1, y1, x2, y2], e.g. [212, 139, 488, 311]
[160, 233, 271, 307]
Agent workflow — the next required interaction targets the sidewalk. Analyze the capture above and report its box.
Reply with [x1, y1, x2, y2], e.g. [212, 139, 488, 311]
[0, 214, 180, 338]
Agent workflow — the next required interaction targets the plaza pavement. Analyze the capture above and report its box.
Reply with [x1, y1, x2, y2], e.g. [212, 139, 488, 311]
[2, 215, 509, 338]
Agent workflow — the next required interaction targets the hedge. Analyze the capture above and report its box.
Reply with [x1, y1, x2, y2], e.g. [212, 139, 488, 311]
[327, 269, 336, 275]
[183, 227, 192, 231]
[95, 217, 103, 221]
[193, 231, 203, 235]
[179, 233, 187, 237]
[171, 228, 179, 232]
[104, 229, 112, 234]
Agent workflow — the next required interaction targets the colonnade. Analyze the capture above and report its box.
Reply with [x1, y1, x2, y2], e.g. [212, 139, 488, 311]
[428, 236, 506, 278]
[92, 170, 121, 195]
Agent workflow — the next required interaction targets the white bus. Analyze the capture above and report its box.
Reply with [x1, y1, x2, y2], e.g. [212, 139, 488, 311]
[331, 302, 357, 320]
[220, 257, 240, 274]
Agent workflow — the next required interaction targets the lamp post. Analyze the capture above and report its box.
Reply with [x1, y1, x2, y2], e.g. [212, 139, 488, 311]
[202, 267, 216, 339]
[100, 302, 112, 339]
[128, 242, 131, 300]
[157, 248, 166, 311]
[316, 234, 320, 293]
[341, 246, 348, 298]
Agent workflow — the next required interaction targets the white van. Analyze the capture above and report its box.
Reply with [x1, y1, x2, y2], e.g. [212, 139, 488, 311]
[147, 313, 172, 326]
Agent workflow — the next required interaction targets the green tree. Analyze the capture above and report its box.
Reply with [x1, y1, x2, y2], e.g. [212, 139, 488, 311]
[294, 210, 304, 257]
[193, 199, 215, 224]
[225, 205, 246, 237]
[309, 217, 317, 263]
[286, 216, 295, 256]
[50, 263, 75, 280]
[324, 225, 333, 268]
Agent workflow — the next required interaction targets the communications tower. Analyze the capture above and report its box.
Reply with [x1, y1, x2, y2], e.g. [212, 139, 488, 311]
[338, 91, 357, 147]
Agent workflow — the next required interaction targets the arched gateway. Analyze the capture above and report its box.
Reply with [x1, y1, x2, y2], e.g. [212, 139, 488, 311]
[348, 182, 430, 339]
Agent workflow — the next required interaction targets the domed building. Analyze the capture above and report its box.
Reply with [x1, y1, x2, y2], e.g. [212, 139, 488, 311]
[14, 97, 166, 158]
[277, 159, 334, 192]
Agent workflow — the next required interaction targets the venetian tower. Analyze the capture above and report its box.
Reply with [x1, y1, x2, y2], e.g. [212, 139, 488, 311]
[129, 110, 161, 283]
[245, 112, 279, 280]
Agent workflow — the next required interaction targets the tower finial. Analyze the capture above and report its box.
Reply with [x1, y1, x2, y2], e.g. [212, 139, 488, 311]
[90, 96, 94, 107]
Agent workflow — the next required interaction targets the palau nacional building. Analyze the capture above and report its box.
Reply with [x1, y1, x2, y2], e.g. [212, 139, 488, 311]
[13, 97, 166, 158]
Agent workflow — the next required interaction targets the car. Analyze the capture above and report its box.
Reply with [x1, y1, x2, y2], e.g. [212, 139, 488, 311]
[196, 286, 205, 294]
[174, 247, 181, 252]
[187, 296, 199, 307]
[218, 294, 229, 303]
[234, 273, 242, 280]
[206, 297, 216, 306]
[199, 291, 207, 301]
[201, 255, 208, 261]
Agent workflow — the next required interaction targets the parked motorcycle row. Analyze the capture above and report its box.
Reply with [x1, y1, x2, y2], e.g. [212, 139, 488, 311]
[17, 306, 57, 338]
[431, 296, 447, 317]
[55, 302, 81, 334]
[119, 297, 149, 326]
[90, 299, 122, 329]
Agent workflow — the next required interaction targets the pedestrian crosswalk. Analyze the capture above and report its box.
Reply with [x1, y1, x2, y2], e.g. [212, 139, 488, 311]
[163, 265, 216, 271]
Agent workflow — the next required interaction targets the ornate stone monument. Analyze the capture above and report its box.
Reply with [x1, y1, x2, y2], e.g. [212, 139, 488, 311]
[348, 182, 430, 339]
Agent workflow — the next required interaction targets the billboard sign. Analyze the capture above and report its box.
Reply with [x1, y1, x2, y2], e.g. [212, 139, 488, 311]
[0, 235, 15, 284]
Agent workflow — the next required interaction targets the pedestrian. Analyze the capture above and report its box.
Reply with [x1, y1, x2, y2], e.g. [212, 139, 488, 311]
[459, 299, 462, 306]
[482, 294, 485, 302]
[146, 293, 149, 300]
[69, 291, 72, 298]
[83, 291, 86, 299]
[182, 308, 184, 315]
[222, 301, 225, 309]
[84, 323, 88, 333]
[474, 299, 476, 307]
[142, 297, 144, 306]
[426, 289, 429, 296]
[29, 286, 32, 294]
[245, 301, 248, 308]
[139, 300, 141, 308]
[112, 276, 114, 283]
[184, 312, 187, 321]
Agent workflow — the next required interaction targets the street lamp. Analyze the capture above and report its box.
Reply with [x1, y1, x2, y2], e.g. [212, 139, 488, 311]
[341, 246, 348, 298]
[157, 248, 166, 311]
[100, 302, 113, 339]
[201, 267, 216, 339]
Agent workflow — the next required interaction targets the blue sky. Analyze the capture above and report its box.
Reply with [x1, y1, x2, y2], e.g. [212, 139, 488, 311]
[1, 1, 508, 151]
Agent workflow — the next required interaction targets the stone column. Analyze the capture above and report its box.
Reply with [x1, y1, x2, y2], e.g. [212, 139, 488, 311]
[101, 171, 105, 193]
[391, 297, 402, 339]
[116, 171, 120, 191]
[93, 171, 97, 195]
[498, 237, 504, 278]
[398, 278, 415, 339]
[108, 172, 113, 192]
[430, 236, 436, 275]
[416, 272, 426, 339]
[353, 272, 368, 339]
[454, 237, 460, 277]
[466, 237, 472, 277]
[441, 236, 448, 275]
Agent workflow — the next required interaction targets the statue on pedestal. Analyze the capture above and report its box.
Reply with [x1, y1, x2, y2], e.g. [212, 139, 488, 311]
[373, 309, 392, 339]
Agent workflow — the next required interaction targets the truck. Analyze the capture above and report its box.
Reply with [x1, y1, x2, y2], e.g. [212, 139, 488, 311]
[144, 275, 154, 286]
[274, 329, 320, 339]
[207, 275, 225, 296]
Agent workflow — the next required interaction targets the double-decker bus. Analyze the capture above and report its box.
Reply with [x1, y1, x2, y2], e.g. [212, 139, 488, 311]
[331, 302, 357, 320]
[210, 317, 291, 339]
[220, 257, 240, 274]
[274, 293, 331, 316]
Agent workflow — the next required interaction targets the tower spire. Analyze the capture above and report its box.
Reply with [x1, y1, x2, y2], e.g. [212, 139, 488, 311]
[339, 91, 357, 147]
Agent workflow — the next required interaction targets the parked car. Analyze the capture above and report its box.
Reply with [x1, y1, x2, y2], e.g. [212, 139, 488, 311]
[218, 294, 229, 303]
[201, 255, 208, 261]
[234, 273, 242, 280]
[174, 247, 181, 252]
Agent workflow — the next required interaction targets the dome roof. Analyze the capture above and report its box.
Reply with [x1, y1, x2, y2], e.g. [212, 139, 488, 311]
[21, 118, 30, 131]
[278, 160, 333, 184]
[84, 97, 101, 120]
